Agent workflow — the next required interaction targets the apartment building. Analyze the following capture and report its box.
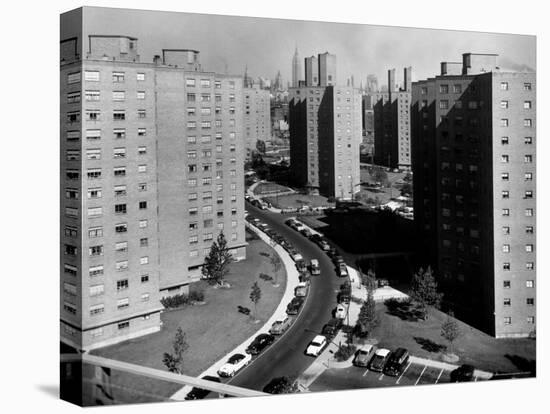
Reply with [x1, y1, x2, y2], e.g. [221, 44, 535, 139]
[412, 53, 536, 338]
[60, 35, 246, 351]
[368, 68, 412, 169]
[289, 53, 361, 199]
[243, 85, 271, 158]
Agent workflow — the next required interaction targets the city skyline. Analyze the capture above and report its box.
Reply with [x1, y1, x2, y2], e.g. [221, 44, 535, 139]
[62, 6, 536, 89]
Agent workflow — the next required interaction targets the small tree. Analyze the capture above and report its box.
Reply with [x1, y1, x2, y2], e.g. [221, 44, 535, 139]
[201, 232, 234, 286]
[440, 312, 461, 355]
[249, 281, 262, 320]
[162, 327, 189, 374]
[256, 139, 266, 154]
[409, 266, 443, 320]
[361, 268, 377, 292]
[355, 291, 377, 338]
[270, 253, 282, 286]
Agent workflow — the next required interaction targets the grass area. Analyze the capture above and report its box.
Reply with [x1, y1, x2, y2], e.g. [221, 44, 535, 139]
[371, 302, 536, 374]
[252, 181, 292, 196]
[264, 193, 335, 209]
[91, 237, 287, 403]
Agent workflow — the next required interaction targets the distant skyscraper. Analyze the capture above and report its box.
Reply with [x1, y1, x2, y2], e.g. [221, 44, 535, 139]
[274, 70, 284, 91]
[318, 52, 337, 86]
[366, 74, 379, 93]
[304, 55, 319, 87]
[292, 46, 302, 87]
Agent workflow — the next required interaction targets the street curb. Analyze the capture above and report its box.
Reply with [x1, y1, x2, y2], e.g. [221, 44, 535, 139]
[170, 222, 301, 400]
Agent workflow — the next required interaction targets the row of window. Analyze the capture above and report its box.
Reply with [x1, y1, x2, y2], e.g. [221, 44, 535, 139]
[438, 100, 532, 110]
[500, 118, 533, 127]
[188, 162, 237, 174]
[64, 202, 149, 219]
[187, 120, 237, 128]
[65, 167, 149, 181]
[501, 172, 534, 181]
[420, 82, 533, 95]
[189, 206, 238, 217]
[501, 244, 535, 253]
[65, 184, 147, 200]
[89, 295, 149, 316]
[501, 208, 534, 217]
[66, 128, 147, 142]
[503, 316, 535, 325]
[500, 154, 534, 163]
[189, 192, 238, 202]
[67, 90, 147, 103]
[186, 93, 236, 102]
[189, 232, 238, 245]
[502, 298, 535, 306]
[66, 147, 147, 161]
[68, 71, 147, 84]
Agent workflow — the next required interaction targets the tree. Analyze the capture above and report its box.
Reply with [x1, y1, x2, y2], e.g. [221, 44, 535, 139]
[360, 268, 377, 292]
[372, 168, 388, 185]
[162, 327, 188, 374]
[256, 139, 266, 154]
[270, 253, 282, 286]
[263, 376, 298, 394]
[409, 266, 443, 319]
[201, 232, 234, 286]
[440, 312, 461, 355]
[355, 291, 377, 338]
[249, 281, 262, 320]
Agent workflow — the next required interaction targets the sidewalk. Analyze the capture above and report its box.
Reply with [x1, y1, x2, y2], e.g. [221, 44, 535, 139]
[170, 222, 301, 400]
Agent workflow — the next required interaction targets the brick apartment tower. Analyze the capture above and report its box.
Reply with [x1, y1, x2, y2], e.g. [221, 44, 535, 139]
[60, 35, 247, 351]
[412, 53, 536, 338]
[368, 67, 412, 170]
[289, 52, 361, 199]
[243, 84, 271, 159]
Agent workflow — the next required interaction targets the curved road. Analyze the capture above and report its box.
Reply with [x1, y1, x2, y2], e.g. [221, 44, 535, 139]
[226, 204, 344, 391]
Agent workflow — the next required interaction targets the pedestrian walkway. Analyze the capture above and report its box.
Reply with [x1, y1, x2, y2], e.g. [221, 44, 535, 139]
[170, 222, 301, 400]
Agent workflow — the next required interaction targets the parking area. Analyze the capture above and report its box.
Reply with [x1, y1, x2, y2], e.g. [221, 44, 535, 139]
[308, 360, 486, 392]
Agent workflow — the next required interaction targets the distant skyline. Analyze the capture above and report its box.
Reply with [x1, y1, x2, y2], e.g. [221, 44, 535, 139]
[61, 6, 536, 87]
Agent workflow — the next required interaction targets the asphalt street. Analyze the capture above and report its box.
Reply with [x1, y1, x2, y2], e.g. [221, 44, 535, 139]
[224, 203, 345, 392]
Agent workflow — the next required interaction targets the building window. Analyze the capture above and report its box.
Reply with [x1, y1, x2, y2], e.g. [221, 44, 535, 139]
[503, 263, 510, 271]
[89, 265, 104, 277]
[502, 191, 509, 199]
[189, 235, 198, 244]
[136, 72, 145, 81]
[113, 110, 125, 121]
[117, 298, 129, 310]
[502, 244, 510, 253]
[502, 208, 510, 217]
[138, 164, 147, 173]
[84, 71, 100, 81]
[67, 111, 80, 123]
[524, 119, 532, 127]
[138, 183, 147, 192]
[67, 72, 81, 84]
[137, 91, 146, 100]
[500, 82, 508, 90]
[67, 91, 81, 103]
[527, 316, 535, 324]
[524, 101, 532, 109]
[89, 304, 104, 316]
[525, 208, 534, 217]
[139, 219, 148, 228]
[138, 109, 146, 119]
[64, 264, 78, 276]
[501, 173, 509, 181]
[526, 262, 534, 270]
[524, 155, 533, 163]
[89, 284, 104, 297]
[500, 100, 508, 109]
[87, 207, 102, 218]
[501, 155, 509, 163]
[116, 279, 129, 291]
[118, 321, 130, 329]
[439, 100, 449, 109]
[89, 245, 103, 257]
[140, 256, 149, 265]
[526, 280, 535, 288]
[114, 167, 126, 177]
[139, 201, 147, 210]
[112, 91, 125, 101]
[116, 260, 128, 271]
[115, 223, 128, 233]
[526, 298, 535, 306]
[502, 226, 510, 235]
[66, 130, 81, 142]
[115, 204, 127, 214]
[141, 293, 150, 302]
[525, 244, 534, 252]
[526, 225, 534, 234]
[115, 241, 128, 253]
[138, 128, 146, 136]
[189, 250, 198, 258]
[503, 298, 511, 306]
[88, 226, 103, 238]
[189, 207, 198, 216]
[503, 317, 512, 325]
[114, 128, 126, 139]
[500, 119, 509, 127]
[200, 79, 211, 88]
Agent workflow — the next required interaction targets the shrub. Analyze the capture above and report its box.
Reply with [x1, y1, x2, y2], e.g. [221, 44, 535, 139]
[161, 293, 189, 309]
[259, 273, 274, 282]
[334, 344, 357, 361]
[189, 289, 205, 302]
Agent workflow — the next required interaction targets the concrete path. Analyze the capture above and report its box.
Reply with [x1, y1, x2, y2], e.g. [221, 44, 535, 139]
[170, 222, 301, 400]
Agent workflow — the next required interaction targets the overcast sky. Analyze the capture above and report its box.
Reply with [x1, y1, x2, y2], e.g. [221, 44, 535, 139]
[62, 6, 536, 87]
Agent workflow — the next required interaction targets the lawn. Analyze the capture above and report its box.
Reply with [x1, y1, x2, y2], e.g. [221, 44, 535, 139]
[264, 193, 335, 209]
[90, 236, 287, 403]
[252, 181, 293, 196]
[371, 302, 536, 374]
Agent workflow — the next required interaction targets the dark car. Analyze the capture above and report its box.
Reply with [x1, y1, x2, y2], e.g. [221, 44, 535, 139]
[295, 259, 307, 273]
[383, 348, 410, 376]
[322, 318, 343, 338]
[284, 218, 296, 227]
[369, 348, 391, 372]
[286, 297, 305, 315]
[310, 234, 323, 244]
[326, 246, 338, 257]
[332, 255, 345, 266]
[185, 375, 221, 400]
[337, 290, 351, 304]
[450, 364, 476, 382]
[300, 228, 313, 238]
[246, 333, 275, 355]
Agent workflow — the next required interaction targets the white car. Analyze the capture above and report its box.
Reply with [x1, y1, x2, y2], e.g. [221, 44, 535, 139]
[291, 252, 303, 262]
[217, 353, 252, 377]
[335, 303, 348, 319]
[310, 259, 320, 275]
[306, 335, 327, 356]
[338, 263, 349, 278]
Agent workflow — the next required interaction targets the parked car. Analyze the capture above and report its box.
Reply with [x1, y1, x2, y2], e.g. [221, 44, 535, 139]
[310, 234, 323, 244]
[286, 297, 305, 315]
[322, 318, 343, 338]
[369, 348, 391, 372]
[338, 263, 349, 278]
[383, 348, 410, 376]
[377, 278, 390, 288]
[185, 376, 221, 400]
[295, 259, 307, 273]
[450, 364, 476, 382]
[334, 303, 348, 319]
[284, 218, 296, 227]
[332, 255, 345, 266]
[337, 290, 351, 304]
[326, 246, 337, 257]
[300, 228, 312, 238]
[319, 241, 331, 251]
[305, 335, 327, 356]
[217, 353, 252, 377]
[246, 333, 275, 355]
[295, 281, 309, 297]
[310, 259, 321, 276]
[269, 317, 293, 335]
[291, 251, 303, 262]
[353, 344, 377, 368]
[298, 272, 311, 283]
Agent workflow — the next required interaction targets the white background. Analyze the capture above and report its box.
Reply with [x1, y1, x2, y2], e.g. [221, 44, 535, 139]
[0, 0, 546, 413]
